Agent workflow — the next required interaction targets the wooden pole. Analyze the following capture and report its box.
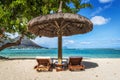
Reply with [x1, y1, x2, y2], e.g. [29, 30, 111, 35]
[57, 0, 63, 64]
[58, 33, 62, 64]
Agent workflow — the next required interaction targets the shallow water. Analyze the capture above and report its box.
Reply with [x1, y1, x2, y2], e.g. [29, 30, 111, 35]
[0, 48, 120, 58]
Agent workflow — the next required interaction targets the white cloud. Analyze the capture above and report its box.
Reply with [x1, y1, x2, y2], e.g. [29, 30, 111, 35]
[32, 37, 75, 48]
[91, 7, 102, 16]
[80, 41, 91, 45]
[99, 0, 112, 3]
[32, 37, 57, 48]
[90, 16, 110, 25]
[91, 3, 112, 16]
[64, 40, 74, 45]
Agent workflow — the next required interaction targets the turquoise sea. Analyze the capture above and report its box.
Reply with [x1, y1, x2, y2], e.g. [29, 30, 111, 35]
[0, 48, 120, 58]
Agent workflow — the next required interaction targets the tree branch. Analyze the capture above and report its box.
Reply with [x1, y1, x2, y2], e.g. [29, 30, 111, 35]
[58, 1, 63, 13]
[0, 34, 24, 51]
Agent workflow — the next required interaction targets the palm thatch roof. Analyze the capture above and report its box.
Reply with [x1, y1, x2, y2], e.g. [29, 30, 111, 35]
[28, 13, 93, 37]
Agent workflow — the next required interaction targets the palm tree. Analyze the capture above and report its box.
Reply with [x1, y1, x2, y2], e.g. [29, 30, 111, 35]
[50, 0, 92, 13]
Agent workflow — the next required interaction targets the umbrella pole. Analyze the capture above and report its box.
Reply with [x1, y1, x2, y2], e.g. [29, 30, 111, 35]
[58, 34, 62, 64]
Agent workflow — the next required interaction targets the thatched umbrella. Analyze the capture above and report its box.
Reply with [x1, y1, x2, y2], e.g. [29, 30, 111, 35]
[27, 1, 93, 64]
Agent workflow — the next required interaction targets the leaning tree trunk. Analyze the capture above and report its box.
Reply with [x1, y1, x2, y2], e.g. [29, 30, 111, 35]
[0, 35, 24, 51]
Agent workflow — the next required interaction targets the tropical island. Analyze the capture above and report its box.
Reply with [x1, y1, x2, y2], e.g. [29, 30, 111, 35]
[0, 0, 120, 80]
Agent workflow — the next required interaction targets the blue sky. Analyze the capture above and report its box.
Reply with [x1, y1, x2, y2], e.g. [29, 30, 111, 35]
[32, 0, 120, 48]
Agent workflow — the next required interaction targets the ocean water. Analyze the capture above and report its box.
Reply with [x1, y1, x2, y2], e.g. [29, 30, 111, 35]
[0, 48, 120, 58]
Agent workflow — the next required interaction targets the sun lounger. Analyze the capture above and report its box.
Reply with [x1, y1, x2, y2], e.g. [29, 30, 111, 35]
[34, 57, 52, 72]
[68, 56, 85, 71]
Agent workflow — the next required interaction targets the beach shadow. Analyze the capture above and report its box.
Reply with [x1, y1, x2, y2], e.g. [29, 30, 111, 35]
[82, 61, 99, 69]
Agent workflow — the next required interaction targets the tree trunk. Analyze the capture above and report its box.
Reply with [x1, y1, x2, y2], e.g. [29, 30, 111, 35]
[0, 35, 24, 51]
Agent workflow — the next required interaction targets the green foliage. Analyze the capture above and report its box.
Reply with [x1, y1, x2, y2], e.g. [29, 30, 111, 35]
[0, 0, 93, 39]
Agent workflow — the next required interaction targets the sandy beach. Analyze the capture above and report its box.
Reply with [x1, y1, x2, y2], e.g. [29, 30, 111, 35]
[0, 58, 120, 80]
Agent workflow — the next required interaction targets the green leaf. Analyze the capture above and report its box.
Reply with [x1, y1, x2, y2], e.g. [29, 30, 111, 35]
[0, 0, 93, 39]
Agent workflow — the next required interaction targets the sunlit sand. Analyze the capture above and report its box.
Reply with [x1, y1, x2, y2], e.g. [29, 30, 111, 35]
[0, 58, 120, 80]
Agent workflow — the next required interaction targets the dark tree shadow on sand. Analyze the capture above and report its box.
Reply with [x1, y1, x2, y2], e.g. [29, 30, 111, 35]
[82, 61, 99, 69]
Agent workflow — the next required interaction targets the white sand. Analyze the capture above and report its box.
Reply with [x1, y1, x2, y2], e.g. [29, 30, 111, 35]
[0, 58, 120, 80]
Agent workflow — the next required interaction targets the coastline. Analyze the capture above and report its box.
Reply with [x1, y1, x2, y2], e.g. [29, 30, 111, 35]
[0, 58, 120, 80]
[1, 48, 120, 58]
